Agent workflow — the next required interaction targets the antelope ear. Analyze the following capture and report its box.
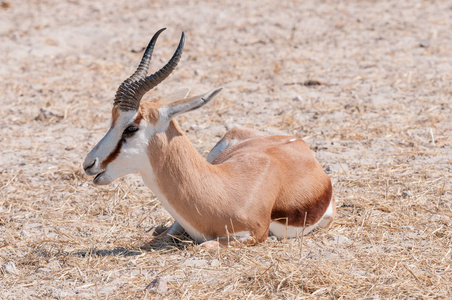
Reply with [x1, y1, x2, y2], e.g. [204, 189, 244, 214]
[161, 87, 191, 104]
[160, 88, 222, 120]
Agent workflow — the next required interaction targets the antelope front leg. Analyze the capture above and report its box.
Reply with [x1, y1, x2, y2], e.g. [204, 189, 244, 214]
[157, 221, 185, 237]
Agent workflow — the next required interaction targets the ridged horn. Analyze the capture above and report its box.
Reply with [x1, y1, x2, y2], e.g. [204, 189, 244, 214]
[113, 30, 185, 111]
[129, 27, 166, 82]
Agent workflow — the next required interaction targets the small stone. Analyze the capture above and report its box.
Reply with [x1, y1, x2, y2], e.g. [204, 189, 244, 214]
[183, 258, 208, 267]
[210, 259, 220, 267]
[311, 287, 329, 296]
[36, 267, 52, 274]
[334, 235, 353, 246]
[50, 288, 75, 298]
[1, 261, 19, 275]
[189, 124, 205, 131]
[1, 2, 12, 10]
[402, 190, 413, 198]
[20, 230, 30, 237]
[419, 40, 430, 48]
[98, 285, 116, 295]
[35, 108, 63, 122]
[292, 95, 303, 102]
[266, 236, 278, 242]
[349, 270, 375, 277]
[145, 277, 168, 295]
[324, 165, 332, 174]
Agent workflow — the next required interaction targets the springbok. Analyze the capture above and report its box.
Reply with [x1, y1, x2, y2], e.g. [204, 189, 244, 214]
[83, 28, 335, 247]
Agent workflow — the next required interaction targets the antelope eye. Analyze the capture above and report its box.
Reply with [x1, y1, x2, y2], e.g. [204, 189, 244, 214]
[123, 125, 139, 137]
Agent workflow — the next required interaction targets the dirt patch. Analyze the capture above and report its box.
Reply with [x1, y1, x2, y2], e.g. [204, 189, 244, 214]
[0, 0, 451, 298]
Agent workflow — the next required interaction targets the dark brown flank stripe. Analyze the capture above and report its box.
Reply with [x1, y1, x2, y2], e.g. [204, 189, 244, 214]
[271, 181, 333, 227]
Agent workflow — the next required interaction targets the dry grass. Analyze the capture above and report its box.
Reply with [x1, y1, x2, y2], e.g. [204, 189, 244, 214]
[1, 0, 451, 298]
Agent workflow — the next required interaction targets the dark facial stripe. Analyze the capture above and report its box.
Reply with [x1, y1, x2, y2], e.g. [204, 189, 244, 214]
[100, 112, 142, 169]
[100, 137, 124, 169]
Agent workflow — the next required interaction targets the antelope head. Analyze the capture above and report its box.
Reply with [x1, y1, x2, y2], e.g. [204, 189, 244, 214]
[83, 28, 221, 185]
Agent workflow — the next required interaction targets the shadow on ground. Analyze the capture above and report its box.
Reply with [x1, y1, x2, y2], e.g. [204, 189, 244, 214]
[33, 228, 193, 258]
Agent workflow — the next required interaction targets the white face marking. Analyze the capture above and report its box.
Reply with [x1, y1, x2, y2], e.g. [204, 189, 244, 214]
[289, 138, 297, 142]
[87, 110, 137, 162]
[83, 110, 154, 185]
[97, 119, 155, 184]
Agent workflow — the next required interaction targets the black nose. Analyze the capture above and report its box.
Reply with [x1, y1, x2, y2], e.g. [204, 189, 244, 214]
[84, 159, 96, 171]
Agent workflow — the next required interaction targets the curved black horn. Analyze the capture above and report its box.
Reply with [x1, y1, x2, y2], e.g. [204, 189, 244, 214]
[128, 28, 166, 82]
[114, 31, 185, 111]
[137, 32, 185, 94]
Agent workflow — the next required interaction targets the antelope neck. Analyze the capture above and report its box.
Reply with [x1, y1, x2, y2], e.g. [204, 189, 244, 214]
[139, 120, 219, 241]
[147, 120, 217, 193]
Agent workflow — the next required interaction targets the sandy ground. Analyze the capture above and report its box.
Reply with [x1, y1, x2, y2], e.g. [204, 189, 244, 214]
[0, 0, 451, 298]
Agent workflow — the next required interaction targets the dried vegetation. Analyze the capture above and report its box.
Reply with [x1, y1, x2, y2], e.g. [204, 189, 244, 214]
[0, 0, 451, 298]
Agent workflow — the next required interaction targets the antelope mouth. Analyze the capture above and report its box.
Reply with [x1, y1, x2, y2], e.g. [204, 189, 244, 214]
[93, 171, 111, 185]
[94, 172, 104, 181]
